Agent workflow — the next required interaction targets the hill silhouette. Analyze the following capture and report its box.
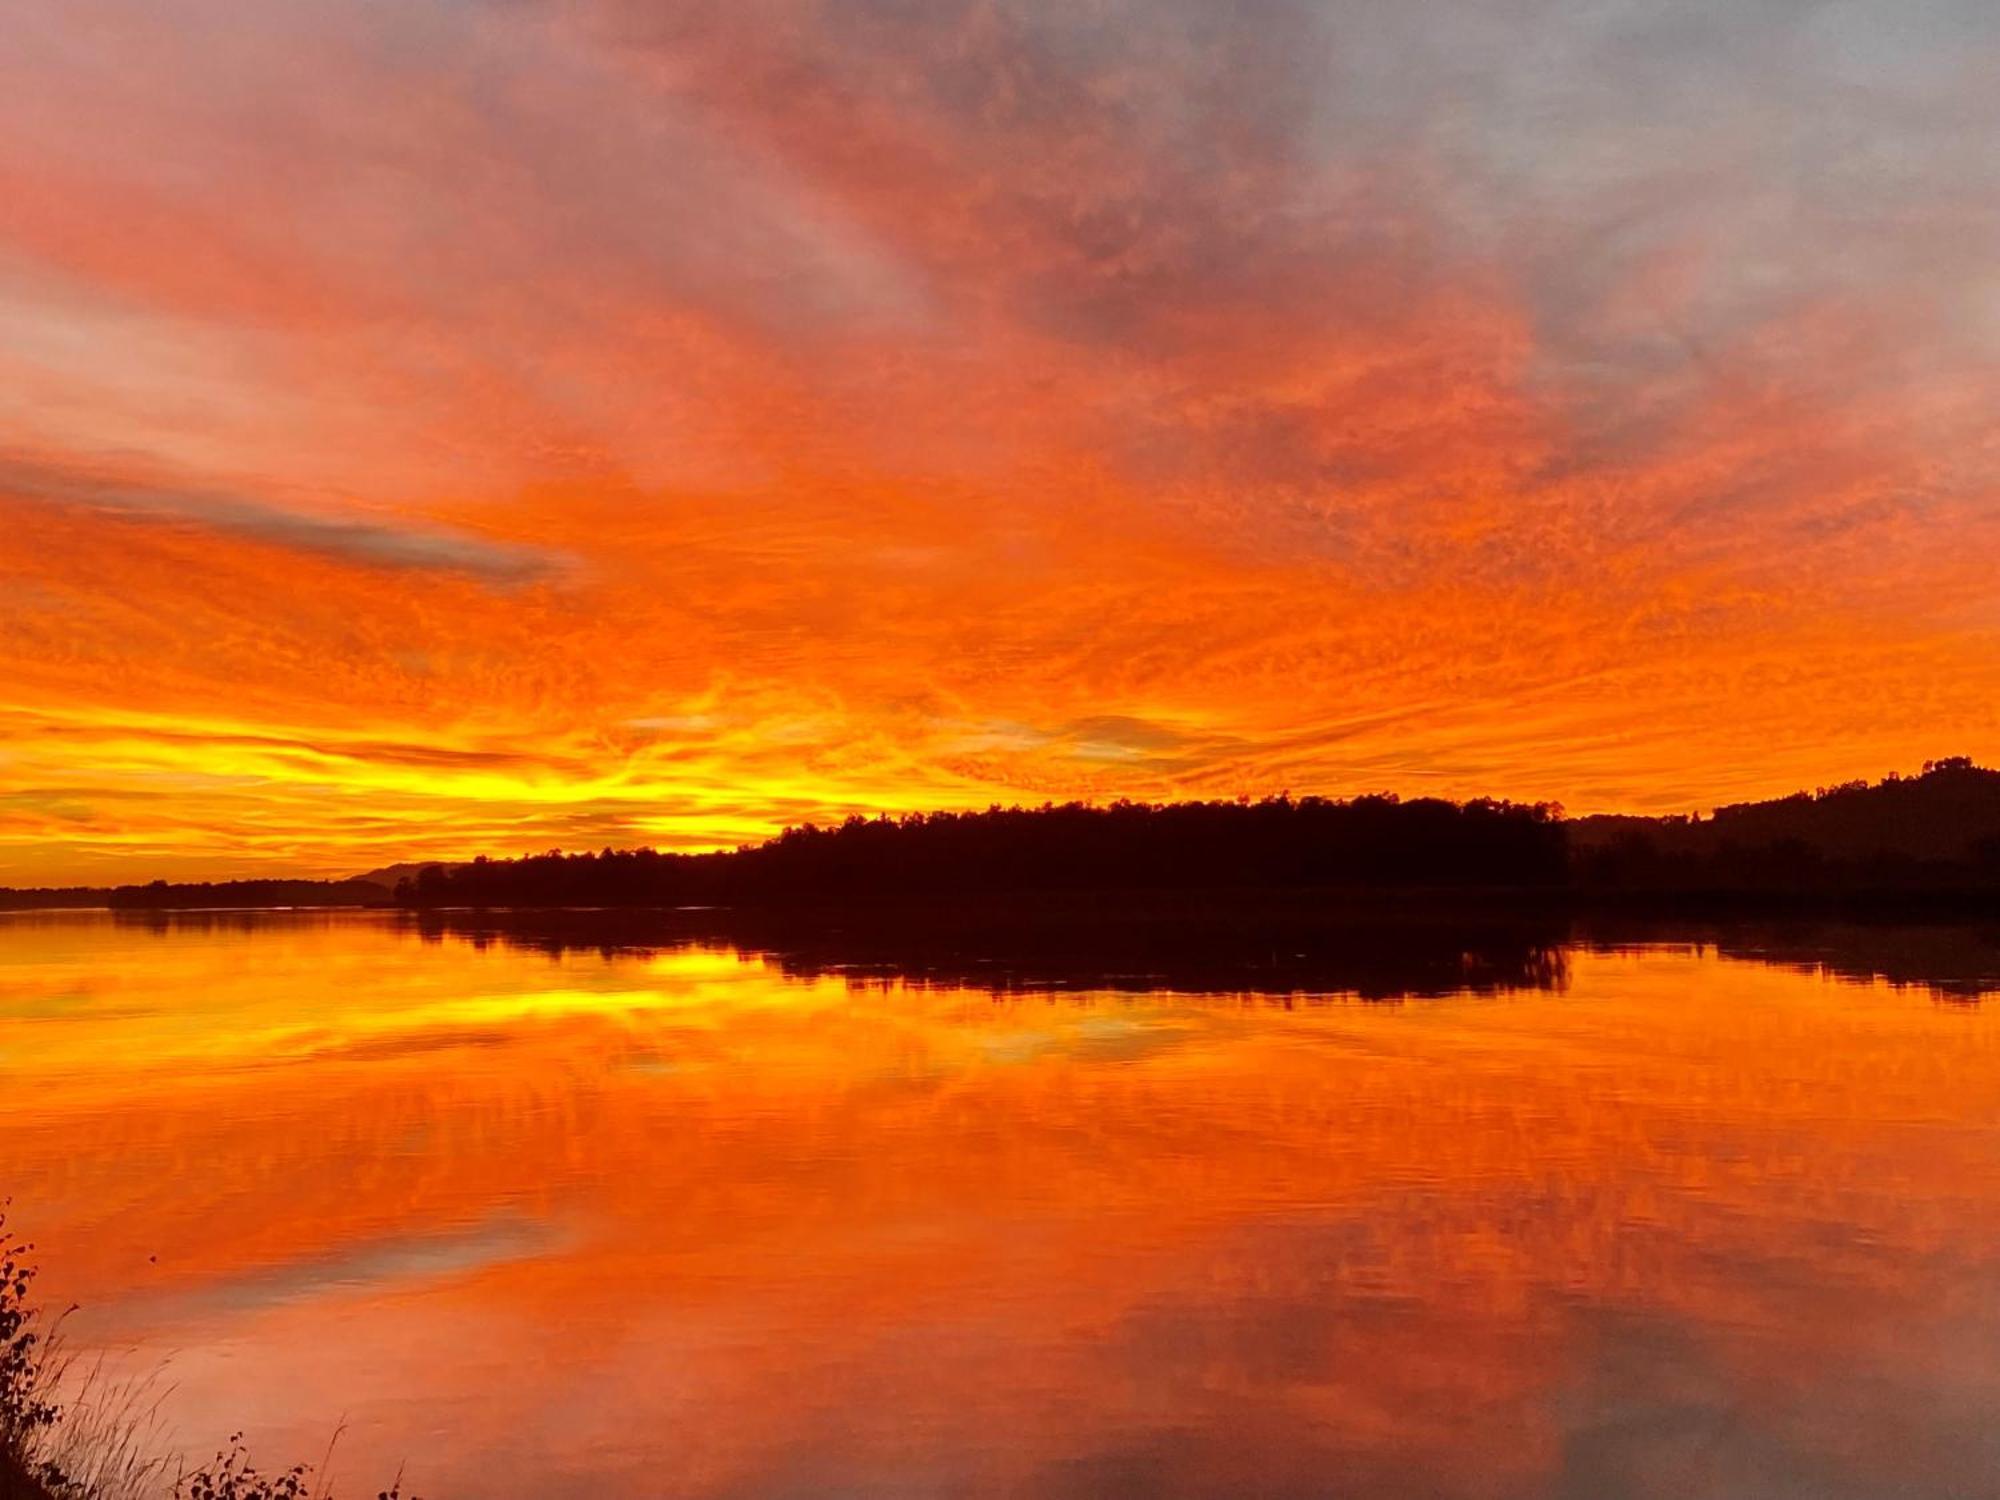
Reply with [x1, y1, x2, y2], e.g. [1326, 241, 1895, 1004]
[350, 860, 453, 892]
[1573, 757, 2000, 898]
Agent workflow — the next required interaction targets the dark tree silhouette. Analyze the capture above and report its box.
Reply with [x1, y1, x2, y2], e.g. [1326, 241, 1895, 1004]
[0, 887, 109, 912]
[1571, 758, 2000, 902]
[395, 794, 1567, 909]
[6, 759, 1997, 915]
[105, 878, 388, 911]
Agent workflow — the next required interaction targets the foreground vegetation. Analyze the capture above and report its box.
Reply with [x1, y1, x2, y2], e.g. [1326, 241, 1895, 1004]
[0, 1213, 410, 1500]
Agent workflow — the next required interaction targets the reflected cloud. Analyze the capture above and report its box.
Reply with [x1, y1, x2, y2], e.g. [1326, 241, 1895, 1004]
[158, 1213, 559, 1318]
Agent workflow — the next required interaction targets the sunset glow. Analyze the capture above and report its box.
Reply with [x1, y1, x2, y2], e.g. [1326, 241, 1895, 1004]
[4, 1, 1998, 883]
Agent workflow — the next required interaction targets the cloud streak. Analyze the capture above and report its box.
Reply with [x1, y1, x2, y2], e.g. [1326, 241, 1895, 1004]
[0, 452, 563, 583]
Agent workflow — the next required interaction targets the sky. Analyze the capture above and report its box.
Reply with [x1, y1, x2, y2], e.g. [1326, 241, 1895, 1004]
[2, 0, 1997, 884]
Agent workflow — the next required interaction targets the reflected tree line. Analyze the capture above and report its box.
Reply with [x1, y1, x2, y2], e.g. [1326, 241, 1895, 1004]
[399, 897, 1574, 1002]
[395, 905, 2000, 1005]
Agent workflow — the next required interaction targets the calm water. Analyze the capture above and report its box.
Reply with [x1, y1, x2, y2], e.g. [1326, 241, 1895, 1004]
[3, 910, 1999, 1499]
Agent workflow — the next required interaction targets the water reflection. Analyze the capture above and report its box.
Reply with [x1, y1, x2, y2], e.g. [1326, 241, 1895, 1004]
[395, 902, 1574, 1001]
[1573, 919, 2000, 1003]
[1, 910, 1997, 1499]
[1714, 922, 2000, 1003]
[96, 905, 2000, 1005]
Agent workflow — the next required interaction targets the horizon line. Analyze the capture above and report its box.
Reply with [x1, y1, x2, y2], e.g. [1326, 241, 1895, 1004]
[5, 756, 1990, 893]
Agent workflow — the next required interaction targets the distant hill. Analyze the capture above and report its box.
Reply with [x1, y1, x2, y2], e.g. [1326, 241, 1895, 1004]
[1708, 759, 2000, 860]
[350, 860, 455, 892]
[1573, 758, 2000, 895]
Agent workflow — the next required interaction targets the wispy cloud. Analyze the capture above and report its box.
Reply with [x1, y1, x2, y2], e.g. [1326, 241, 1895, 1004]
[0, 451, 563, 583]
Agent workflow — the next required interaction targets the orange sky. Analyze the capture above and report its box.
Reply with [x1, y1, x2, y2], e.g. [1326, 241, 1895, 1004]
[3, 0, 1998, 883]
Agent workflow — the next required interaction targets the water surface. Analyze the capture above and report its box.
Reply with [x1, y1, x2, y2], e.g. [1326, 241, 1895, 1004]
[2, 910, 1998, 1498]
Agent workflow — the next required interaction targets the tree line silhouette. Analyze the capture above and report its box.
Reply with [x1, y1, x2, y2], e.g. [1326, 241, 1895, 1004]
[0, 878, 383, 912]
[0, 886, 106, 912]
[396, 795, 1567, 908]
[106, 878, 386, 910]
[5, 760, 1998, 914]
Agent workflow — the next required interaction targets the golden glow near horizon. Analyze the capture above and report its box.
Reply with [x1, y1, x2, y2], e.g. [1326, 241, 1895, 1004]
[3, 1, 1999, 883]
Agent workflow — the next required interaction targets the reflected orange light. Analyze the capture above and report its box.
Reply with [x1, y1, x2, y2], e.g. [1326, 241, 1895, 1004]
[2, 914, 1998, 1496]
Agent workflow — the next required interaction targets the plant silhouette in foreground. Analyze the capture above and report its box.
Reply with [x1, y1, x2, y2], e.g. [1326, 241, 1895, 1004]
[2, 1207, 73, 1496]
[4, 1208, 414, 1500]
[171, 1437, 411, 1500]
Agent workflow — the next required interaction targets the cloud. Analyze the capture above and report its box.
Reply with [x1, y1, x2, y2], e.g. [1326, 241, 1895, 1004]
[0, 451, 563, 583]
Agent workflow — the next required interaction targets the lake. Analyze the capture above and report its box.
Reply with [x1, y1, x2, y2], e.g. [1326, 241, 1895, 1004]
[2, 908, 1998, 1498]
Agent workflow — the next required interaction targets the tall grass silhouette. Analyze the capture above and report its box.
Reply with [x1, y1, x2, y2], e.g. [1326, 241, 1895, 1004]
[1, 1208, 414, 1500]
